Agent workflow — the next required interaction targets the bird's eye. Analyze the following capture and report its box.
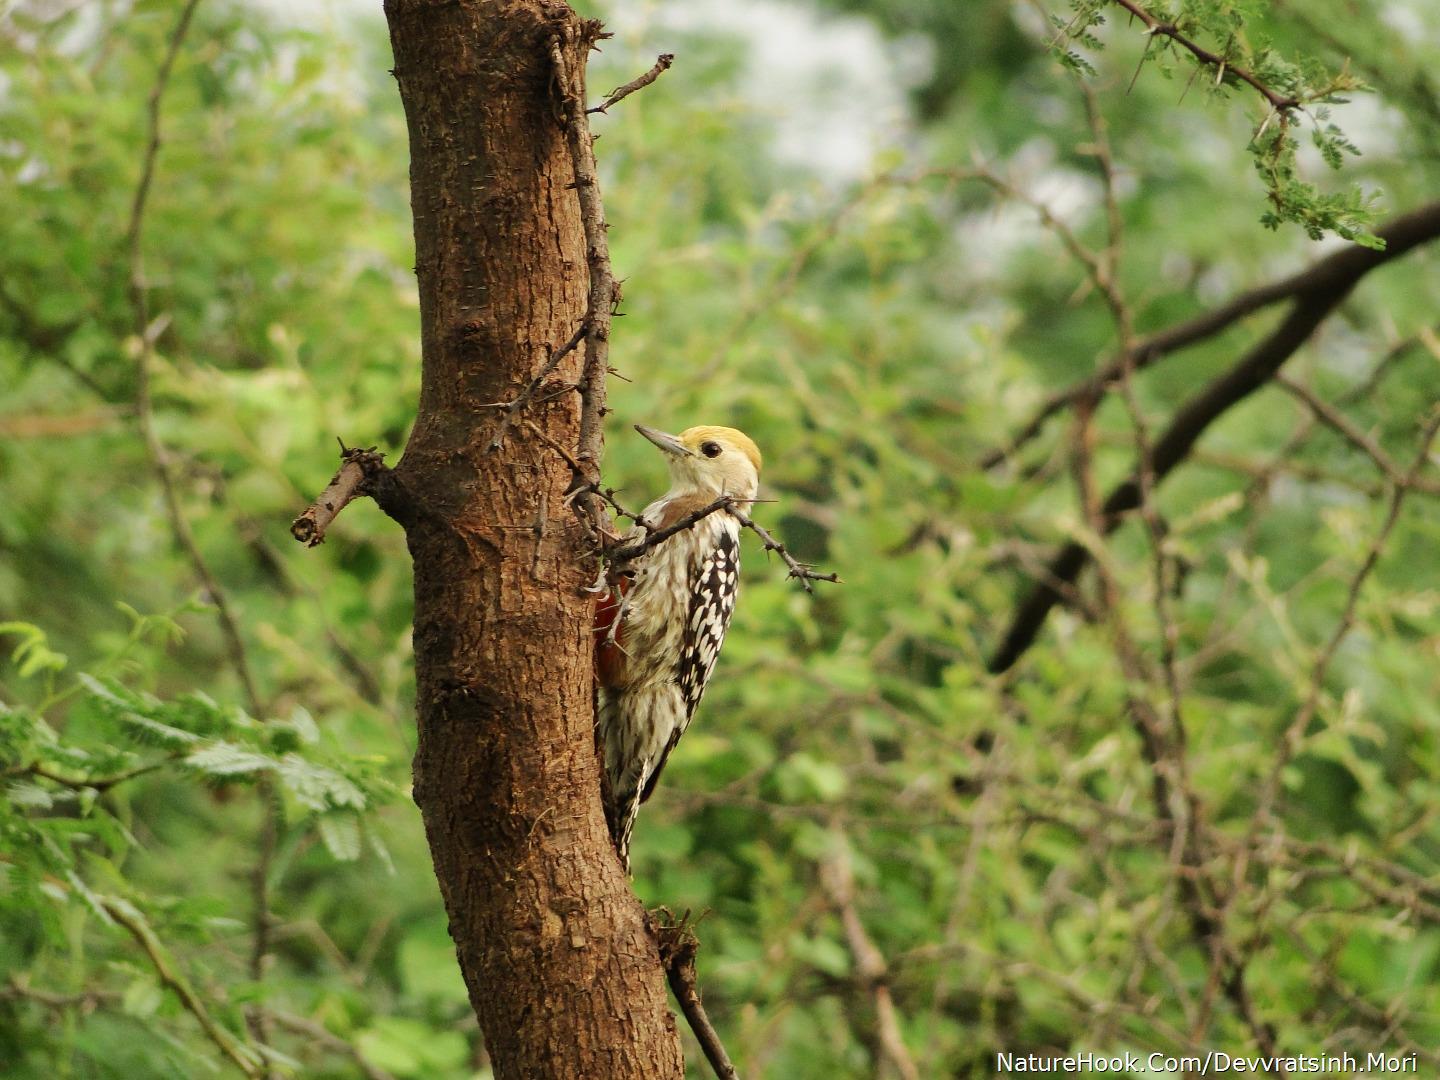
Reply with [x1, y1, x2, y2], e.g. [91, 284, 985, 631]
[701, 441, 722, 458]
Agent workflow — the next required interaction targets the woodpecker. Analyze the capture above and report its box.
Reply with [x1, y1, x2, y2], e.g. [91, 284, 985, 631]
[595, 424, 762, 867]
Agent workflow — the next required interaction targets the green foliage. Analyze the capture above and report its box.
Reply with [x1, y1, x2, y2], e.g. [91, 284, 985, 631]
[4, 0, 1440, 1076]
[1, 607, 393, 1074]
[1046, 0, 1382, 244]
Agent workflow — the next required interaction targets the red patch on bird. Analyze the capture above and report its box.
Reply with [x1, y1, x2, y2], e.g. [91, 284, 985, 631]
[594, 582, 628, 687]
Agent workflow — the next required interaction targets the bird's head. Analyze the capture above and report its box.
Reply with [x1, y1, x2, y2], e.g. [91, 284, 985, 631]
[635, 424, 762, 501]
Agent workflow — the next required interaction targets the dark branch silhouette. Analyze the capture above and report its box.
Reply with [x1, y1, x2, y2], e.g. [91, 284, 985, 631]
[980, 199, 1440, 471]
[990, 199, 1440, 673]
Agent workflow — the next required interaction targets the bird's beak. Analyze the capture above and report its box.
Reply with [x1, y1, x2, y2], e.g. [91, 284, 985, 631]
[635, 425, 691, 457]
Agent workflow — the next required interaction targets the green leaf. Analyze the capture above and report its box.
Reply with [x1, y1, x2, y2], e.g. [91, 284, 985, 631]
[316, 813, 362, 861]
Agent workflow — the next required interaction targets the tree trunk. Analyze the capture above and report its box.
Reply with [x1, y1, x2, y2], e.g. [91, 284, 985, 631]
[379, 1, 685, 1075]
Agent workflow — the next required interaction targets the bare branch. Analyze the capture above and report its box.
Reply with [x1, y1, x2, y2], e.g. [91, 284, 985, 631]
[485, 321, 588, 452]
[1275, 374, 1440, 494]
[725, 504, 841, 594]
[291, 445, 390, 546]
[989, 199, 1440, 672]
[588, 53, 674, 114]
[655, 912, 739, 1080]
[607, 496, 736, 565]
[589, 485, 649, 529]
[980, 200, 1440, 471]
[550, 26, 618, 541]
[597, 488, 839, 592]
[820, 837, 920, 1080]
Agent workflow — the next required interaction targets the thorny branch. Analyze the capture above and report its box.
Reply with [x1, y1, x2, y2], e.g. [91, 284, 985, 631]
[588, 53, 675, 114]
[607, 496, 738, 565]
[550, 24, 619, 542]
[1104, 0, 1301, 112]
[725, 503, 841, 593]
[484, 321, 588, 452]
[598, 490, 840, 593]
[655, 911, 739, 1080]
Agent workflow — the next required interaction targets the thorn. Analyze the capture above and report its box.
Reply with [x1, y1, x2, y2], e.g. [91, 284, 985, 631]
[1254, 105, 1279, 143]
[1126, 38, 1153, 97]
[1178, 61, 1201, 105]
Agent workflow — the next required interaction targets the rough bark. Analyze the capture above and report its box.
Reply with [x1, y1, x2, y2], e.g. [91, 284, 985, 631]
[380, 2, 684, 1076]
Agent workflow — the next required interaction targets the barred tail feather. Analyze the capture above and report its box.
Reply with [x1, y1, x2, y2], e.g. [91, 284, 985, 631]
[597, 683, 683, 872]
[604, 758, 647, 872]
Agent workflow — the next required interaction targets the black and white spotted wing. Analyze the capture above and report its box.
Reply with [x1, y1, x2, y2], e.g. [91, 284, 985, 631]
[677, 526, 740, 718]
[638, 527, 740, 805]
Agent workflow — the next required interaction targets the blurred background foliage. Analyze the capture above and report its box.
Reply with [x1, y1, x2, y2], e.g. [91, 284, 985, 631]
[3, 0, 1440, 1076]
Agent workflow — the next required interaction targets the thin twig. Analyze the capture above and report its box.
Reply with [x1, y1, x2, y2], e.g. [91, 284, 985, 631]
[523, 417, 588, 479]
[607, 496, 737, 564]
[655, 911, 739, 1080]
[588, 53, 674, 114]
[589, 485, 648, 528]
[548, 449, 838, 589]
[597, 486, 839, 591]
[1, 978, 119, 1013]
[485, 322, 587, 452]
[104, 897, 263, 1078]
[820, 834, 920, 1080]
[22, 757, 177, 792]
[725, 504, 840, 594]
[1275, 374, 1440, 493]
[550, 25, 617, 540]
[931, 163, 1130, 327]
